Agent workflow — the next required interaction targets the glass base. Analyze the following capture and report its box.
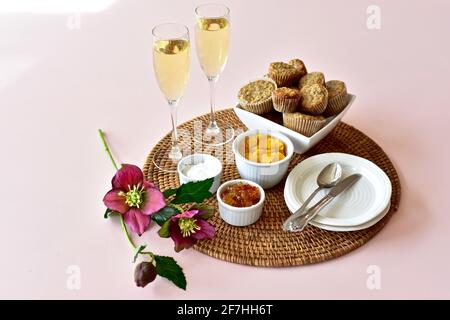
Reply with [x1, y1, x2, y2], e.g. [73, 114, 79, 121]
[152, 145, 183, 173]
[205, 121, 221, 136]
[193, 121, 235, 146]
[168, 145, 182, 161]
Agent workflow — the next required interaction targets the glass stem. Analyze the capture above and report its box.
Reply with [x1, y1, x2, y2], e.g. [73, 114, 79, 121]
[208, 77, 216, 125]
[205, 76, 220, 135]
[168, 100, 181, 160]
[169, 101, 179, 148]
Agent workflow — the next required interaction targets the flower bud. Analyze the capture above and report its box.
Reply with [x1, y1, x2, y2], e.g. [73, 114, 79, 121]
[134, 262, 157, 287]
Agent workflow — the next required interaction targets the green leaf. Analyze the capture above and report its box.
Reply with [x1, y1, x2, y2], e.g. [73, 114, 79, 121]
[168, 203, 184, 212]
[158, 219, 171, 238]
[171, 178, 214, 204]
[152, 206, 180, 226]
[163, 188, 178, 198]
[104, 208, 117, 219]
[133, 244, 146, 263]
[190, 203, 215, 220]
[155, 255, 186, 290]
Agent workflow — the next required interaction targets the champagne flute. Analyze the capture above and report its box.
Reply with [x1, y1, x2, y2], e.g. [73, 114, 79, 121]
[152, 23, 190, 171]
[194, 3, 234, 146]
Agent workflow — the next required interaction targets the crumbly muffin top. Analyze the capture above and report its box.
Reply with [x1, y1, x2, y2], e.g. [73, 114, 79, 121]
[288, 59, 307, 77]
[299, 72, 325, 88]
[238, 79, 276, 104]
[273, 87, 300, 99]
[300, 84, 328, 107]
[325, 80, 347, 99]
[285, 112, 325, 121]
[268, 62, 298, 77]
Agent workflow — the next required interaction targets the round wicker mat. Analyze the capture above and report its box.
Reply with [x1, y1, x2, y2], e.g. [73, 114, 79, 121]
[143, 109, 401, 267]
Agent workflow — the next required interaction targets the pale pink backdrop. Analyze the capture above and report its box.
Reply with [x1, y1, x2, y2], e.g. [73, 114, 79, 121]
[0, 0, 449, 299]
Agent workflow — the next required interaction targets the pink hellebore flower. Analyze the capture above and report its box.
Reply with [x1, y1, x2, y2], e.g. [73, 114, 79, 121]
[169, 210, 215, 252]
[103, 164, 166, 235]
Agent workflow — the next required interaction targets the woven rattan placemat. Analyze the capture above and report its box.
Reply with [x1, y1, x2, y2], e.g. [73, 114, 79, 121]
[143, 109, 401, 267]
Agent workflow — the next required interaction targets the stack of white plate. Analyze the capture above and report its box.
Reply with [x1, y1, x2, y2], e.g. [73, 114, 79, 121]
[284, 153, 392, 232]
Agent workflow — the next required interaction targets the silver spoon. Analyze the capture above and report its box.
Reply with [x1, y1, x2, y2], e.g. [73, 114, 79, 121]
[282, 162, 342, 231]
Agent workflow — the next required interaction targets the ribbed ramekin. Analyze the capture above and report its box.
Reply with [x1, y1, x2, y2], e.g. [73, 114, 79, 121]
[232, 129, 294, 189]
[216, 179, 265, 226]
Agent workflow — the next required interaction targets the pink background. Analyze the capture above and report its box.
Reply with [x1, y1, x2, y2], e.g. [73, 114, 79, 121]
[1, 0, 449, 299]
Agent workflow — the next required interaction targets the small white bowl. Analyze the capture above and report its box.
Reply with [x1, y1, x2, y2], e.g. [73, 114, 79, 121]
[232, 129, 294, 189]
[177, 153, 222, 193]
[216, 179, 265, 227]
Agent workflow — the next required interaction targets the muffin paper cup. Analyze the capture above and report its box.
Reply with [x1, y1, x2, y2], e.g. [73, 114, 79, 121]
[324, 92, 349, 117]
[240, 97, 273, 114]
[268, 72, 300, 87]
[282, 113, 326, 137]
[299, 97, 328, 115]
[272, 93, 300, 113]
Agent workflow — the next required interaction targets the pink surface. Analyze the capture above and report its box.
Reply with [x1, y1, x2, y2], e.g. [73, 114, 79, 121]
[1, 0, 449, 299]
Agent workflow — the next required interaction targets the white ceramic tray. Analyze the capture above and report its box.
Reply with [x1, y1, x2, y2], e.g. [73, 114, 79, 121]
[233, 94, 356, 154]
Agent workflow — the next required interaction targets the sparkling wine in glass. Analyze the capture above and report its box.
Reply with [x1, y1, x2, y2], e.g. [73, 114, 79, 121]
[194, 3, 234, 145]
[152, 23, 190, 171]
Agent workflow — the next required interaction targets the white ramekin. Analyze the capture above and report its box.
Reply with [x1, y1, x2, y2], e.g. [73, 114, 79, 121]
[216, 179, 265, 227]
[177, 153, 222, 193]
[232, 129, 294, 189]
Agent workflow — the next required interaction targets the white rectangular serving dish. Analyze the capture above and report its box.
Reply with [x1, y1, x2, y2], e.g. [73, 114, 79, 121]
[233, 94, 356, 154]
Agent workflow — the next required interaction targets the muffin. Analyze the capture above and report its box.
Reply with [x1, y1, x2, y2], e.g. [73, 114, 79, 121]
[272, 87, 300, 113]
[288, 59, 308, 79]
[268, 62, 302, 87]
[238, 79, 277, 114]
[299, 83, 328, 115]
[324, 80, 349, 116]
[283, 113, 326, 137]
[299, 72, 325, 89]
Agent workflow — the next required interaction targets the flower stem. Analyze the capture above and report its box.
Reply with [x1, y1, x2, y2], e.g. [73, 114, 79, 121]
[98, 129, 118, 171]
[119, 215, 136, 249]
[119, 215, 155, 262]
[142, 252, 155, 261]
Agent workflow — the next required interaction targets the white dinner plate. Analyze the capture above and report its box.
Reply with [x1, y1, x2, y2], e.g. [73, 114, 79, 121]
[308, 202, 390, 231]
[294, 201, 390, 232]
[284, 153, 392, 227]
